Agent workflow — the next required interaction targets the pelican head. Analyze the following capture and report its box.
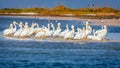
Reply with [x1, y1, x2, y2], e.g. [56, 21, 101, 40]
[66, 24, 68, 29]
[25, 22, 28, 25]
[34, 23, 37, 26]
[19, 22, 23, 28]
[10, 24, 13, 26]
[13, 21, 18, 25]
[86, 21, 89, 25]
[57, 23, 61, 29]
[9, 24, 13, 29]
[20, 22, 23, 25]
[103, 25, 107, 29]
[58, 23, 61, 26]
[32, 23, 37, 28]
[86, 21, 89, 30]
[48, 23, 50, 27]
[71, 25, 74, 29]
[51, 23, 54, 28]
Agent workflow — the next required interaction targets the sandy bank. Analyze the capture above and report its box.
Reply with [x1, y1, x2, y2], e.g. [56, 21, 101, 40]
[1, 15, 120, 26]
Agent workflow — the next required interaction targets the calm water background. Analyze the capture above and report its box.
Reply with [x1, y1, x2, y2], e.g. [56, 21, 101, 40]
[0, 16, 120, 68]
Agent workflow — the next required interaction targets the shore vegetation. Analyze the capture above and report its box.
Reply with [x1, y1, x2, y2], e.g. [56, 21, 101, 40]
[0, 5, 120, 16]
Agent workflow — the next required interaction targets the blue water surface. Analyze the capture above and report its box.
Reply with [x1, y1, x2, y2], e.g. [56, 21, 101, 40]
[0, 16, 120, 68]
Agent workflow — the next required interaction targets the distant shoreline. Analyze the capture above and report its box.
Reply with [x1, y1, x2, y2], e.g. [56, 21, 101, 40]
[0, 15, 120, 26]
[0, 14, 120, 19]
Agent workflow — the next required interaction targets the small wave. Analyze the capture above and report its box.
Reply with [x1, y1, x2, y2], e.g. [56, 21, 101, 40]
[1, 32, 120, 44]
[1, 36, 86, 44]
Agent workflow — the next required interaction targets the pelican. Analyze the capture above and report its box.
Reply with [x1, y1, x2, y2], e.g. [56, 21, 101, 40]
[3, 21, 17, 36]
[14, 22, 24, 37]
[45, 23, 55, 37]
[3, 24, 13, 36]
[35, 25, 47, 38]
[35, 29, 46, 38]
[74, 28, 84, 39]
[3, 20, 108, 41]
[95, 25, 104, 34]
[44, 23, 50, 37]
[60, 24, 69, 37]
[85, 21, 92, 37]
[53, 23, 61, 37]
[34, 23, 41, 34]
[64, 25, 75, 40]
[27, 23, 37, 36]
[96, 25, 107, 39]
[19, 22, 29, 38]
[87, 29, 103, 40]
[12, 21, 18, 34]
[74, 21, 92, 40]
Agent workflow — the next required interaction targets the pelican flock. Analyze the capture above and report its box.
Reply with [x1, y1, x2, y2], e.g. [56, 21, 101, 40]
[3, 21, 108, 41]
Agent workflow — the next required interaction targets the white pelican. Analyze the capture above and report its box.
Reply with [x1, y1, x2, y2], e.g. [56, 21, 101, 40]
[34, 23, 41, 34]
[45, 23, 50, 36]
[3, 24, 13, 36]
[14, 22, 24, 37]
[64, 25, 75, 40]
[27, 23, 37, 36]
[85, 21, 92, 37]
[74, 28, 84, 39]
[35, 29, 46, 38]
[3, 21, 17, 36]
[45, 23, 55, 37]
[95, 25, 104, 34]
[60, 24, 69, 37]
[53, 23, 61, 37]
[96, 25, 107, 39]
[12, 21, 18, 34]
[81, 28, 87, 39]
[87, 29, 103, 40]
[35, 25, 47, 38]
[74, 21, 92, 40]
[19, 22, 30, 38]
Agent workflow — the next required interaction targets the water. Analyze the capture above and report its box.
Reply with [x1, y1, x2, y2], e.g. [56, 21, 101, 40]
[0, 16, 120, 68]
